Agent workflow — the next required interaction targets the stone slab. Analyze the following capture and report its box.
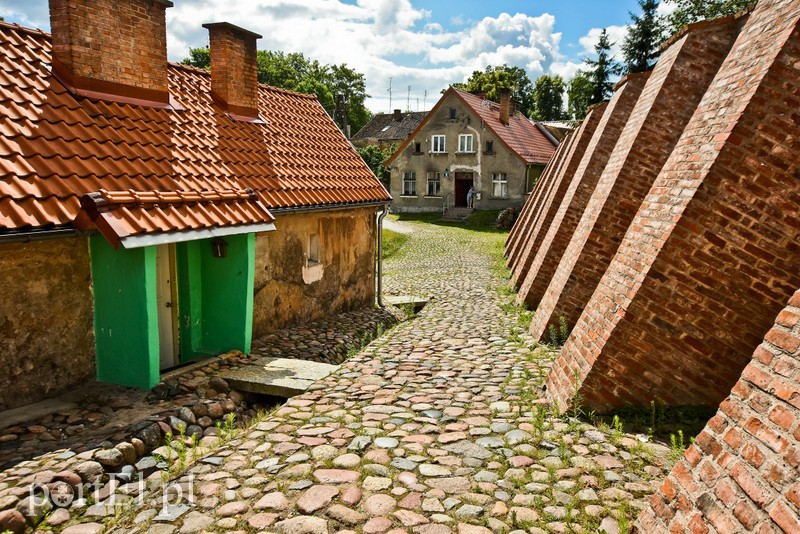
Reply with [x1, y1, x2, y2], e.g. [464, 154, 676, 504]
[217, 358, 340, 397]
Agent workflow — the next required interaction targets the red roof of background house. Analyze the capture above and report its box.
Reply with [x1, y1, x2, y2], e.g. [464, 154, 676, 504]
[0, 21, 390, 239]
[386, 87, 558, 167]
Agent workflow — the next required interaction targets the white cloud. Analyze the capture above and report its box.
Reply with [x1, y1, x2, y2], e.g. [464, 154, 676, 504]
[578, 24, 629, 61]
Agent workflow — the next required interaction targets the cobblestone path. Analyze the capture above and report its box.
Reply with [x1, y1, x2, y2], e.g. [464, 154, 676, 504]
[53, 220, 675, 533]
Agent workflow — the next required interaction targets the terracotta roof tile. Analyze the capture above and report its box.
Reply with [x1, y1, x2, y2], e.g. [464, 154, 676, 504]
[0, 21, 390, 236]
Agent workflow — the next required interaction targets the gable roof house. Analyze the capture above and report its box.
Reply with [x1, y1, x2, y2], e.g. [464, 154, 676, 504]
[385, 87, 558, 214]
[0, 0, 391, 411]
[351, 109, 427, 148]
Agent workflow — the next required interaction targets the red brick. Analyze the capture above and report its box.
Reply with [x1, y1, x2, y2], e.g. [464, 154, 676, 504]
[769, 499, 800, 532]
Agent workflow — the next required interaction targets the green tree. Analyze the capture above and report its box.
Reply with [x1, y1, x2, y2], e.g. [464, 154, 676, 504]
[531, 75, 566, 121]
[357, 144, 395, 188]
[181, 47, 372, 134]
[462, 65, 535, 117]
[663, 0, 752, 35]
[567, 73, 595, 120]
[585, 29, 622, 105]
[623, 0, 665, 74]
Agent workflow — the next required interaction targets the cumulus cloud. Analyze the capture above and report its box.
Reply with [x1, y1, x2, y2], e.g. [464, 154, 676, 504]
[2, 0, 623, 113]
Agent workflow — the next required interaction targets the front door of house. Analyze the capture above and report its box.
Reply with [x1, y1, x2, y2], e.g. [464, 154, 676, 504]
[454, 172, 474, 207]
[156, 244, 179, 370]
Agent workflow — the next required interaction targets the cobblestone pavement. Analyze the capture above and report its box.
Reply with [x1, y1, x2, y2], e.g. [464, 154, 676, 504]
[1, 219, 673, 533]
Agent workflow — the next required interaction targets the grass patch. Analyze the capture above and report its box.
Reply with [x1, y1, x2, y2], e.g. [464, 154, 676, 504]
[382, 228, 409, 259]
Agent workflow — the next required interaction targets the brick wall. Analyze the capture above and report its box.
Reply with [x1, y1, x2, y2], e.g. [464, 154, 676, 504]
[205, 23, 261, 117]
[510, 103, 605, 287]
[514, 74, 647, 310]
[545, 0, 800, 412]
[506, 131, 573, 271]
[50, 0, 170, 94]
[528, 17, 742, 342]
[636, 289, 800, 532]
[505, 134, 570, 266]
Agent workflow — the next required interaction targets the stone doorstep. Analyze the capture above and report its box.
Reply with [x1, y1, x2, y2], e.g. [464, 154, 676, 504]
[0, 397, 81, 431]
[216, 357, 341, 397]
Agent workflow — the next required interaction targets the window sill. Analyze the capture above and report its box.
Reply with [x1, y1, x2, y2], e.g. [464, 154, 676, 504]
[483, 151, 496, 155]
[429, 152, 448, 155]
[455, 151, 476, 155]
[400, 195, 419, 198]
[424, 195, 443, 199]
[412, 152, 424, 155]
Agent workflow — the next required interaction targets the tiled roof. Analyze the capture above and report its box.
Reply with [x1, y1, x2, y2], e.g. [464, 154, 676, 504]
[0, 21, 390, 236]
[386, 88, 557, 167]
[351, 111, 427, 143]
[455, 89, 557, 164]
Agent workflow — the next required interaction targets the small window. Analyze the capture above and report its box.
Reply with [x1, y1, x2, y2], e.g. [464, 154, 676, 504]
[426, 172, 442, 197]
[307, 233, 320, 266]
[485, 140, 494, 153]
[431, 135, 446, 153]
[458, 134, 473, 153]
[403, 171, 417, 196]
[449, 107, 457, 120]
[414, 142, 422, 153]
[492, 173, 508, 198]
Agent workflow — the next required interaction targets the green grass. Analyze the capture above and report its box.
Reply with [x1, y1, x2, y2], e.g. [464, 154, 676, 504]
[382, 228, 410, 259]
[392, 210, 507, 233]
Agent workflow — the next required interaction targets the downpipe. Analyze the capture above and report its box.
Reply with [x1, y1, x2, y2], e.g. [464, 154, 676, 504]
[376, 204, 389, 307]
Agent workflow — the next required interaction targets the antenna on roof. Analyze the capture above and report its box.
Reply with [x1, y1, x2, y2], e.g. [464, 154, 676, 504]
[407, 85, 411, 112]
[388, 77, 392, 112]
[423, 90, 428, 111]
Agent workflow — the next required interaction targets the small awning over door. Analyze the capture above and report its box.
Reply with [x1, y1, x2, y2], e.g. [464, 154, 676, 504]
[74, 187, 276, 247]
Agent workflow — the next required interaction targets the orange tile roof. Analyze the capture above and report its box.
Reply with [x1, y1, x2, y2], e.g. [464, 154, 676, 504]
[0, 21, 390, 237]
[386, 87, 557, 167]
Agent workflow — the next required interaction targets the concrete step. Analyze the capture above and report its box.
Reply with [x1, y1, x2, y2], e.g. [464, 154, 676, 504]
[217, 357, 340, 398]
[442, 208, 473, 221]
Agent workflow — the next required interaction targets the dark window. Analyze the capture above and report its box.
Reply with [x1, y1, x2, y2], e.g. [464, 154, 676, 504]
[486, 140, 494, 153]
[414, 142, 422, 153]
[449, 107, 457, 120]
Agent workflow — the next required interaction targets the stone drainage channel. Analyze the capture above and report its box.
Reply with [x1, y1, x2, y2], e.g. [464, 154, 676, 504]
[0, 307, 400, 533]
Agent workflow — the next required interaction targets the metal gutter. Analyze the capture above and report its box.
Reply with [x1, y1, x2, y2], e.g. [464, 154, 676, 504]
[269, 200, 390, 215]
[0, 226, 82, 244]
[376, 204, 390, 307]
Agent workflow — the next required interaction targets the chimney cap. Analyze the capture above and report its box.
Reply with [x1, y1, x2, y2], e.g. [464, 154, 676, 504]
[153, 0, 175, 6]
[202, 22, 263, 40]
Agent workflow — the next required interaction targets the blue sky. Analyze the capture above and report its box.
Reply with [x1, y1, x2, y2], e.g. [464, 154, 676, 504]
[0, 0, 673, 113]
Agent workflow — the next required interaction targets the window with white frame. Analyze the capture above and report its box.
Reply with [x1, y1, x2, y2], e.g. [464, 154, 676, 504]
[458, 134, 473, 153]
[492, 173, 508, 198]
[426, 172, 442, 197]
[431, 135, 446, 153]
[402, 171, 417, 196]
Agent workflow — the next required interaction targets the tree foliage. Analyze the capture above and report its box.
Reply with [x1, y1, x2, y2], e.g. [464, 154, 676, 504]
[585, 29, 623, 105]
[181, 47, 372, 134]
[567, 73, 595, 120]
[531, 75, 566, 121]
[623, 0, 665, 74]
[356, 144, 395, 188]
[460, 65, 535, 117]
[663, 0, 752, 35]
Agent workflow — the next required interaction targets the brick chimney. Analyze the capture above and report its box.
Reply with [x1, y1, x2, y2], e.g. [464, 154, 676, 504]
[393, 109, 402, 121]
[49, 0, 173, 107]
[499, 89, 511, 126]
[203, 22, 262, 120]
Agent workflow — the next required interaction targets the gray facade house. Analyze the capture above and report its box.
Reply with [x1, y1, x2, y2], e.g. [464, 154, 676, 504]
[385, 88, 558, 213]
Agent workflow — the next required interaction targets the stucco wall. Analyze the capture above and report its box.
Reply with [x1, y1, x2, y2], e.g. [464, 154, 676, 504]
[252, 207, 377, 337]
[0, 237, 95, 410]
[389, 92, 532, 213]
